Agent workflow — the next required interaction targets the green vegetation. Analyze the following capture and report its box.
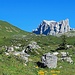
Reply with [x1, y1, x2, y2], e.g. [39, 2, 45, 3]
[57, 34, 67, 50]
[0, 46, 75, 75]
[0, 20, 29, 37]
[0, 20, 30, 45]
[0, 20, 75, 75]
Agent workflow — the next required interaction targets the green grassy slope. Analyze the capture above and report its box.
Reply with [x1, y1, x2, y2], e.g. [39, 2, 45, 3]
[0, 20, 75, 75]
[0, 20, 29, 38]
[0, 39, 75, 75]
[0, 20, 30, 45]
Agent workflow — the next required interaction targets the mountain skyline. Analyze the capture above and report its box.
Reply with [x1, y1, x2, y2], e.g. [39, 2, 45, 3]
[0, 0, 75, 32]
[33, 19, 71, 35]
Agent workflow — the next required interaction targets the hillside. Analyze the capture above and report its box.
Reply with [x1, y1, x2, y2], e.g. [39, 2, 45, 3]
[0, 20, 30, 46]
[0, 34, 75, 75]
[0, 20, 29, 38]
[0, 21, 75, 75]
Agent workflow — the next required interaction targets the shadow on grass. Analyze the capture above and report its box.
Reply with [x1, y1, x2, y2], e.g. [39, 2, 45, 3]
[36, 61, 47, 68]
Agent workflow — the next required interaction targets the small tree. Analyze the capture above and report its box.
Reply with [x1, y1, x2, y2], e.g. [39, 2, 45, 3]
[58, 34, 67, 50]
[0, 48, 5, 54]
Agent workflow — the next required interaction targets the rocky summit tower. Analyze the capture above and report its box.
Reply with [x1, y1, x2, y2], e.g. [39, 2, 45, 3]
[33, 19, 70, 35]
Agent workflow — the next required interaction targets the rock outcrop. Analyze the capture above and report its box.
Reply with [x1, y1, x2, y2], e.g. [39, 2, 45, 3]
[25, 41, 41, 53]
[41, 52, 57, 68]
[33, 19, 70, 35]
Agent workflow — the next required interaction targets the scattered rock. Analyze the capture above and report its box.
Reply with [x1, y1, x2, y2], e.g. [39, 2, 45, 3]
[6, 46, 14, 52]
[25, 41, 41, 53]
[66, 45, 73, 49]
[5, 52, 10, 56]
[53, 52, 59, 56]
[14, 46, 20, 49]
[61, 52, 69, 57]
[59, 66, 63, 68]
[41, 52, 57, 68]
[66, 57, 73, 63]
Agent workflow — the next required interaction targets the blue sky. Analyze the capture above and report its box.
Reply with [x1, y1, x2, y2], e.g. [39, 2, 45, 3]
[0, 0, 75, 32]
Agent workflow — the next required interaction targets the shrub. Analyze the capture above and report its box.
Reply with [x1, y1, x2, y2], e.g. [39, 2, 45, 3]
[0, 48, 5, 54]
[57, 34, 67, 50]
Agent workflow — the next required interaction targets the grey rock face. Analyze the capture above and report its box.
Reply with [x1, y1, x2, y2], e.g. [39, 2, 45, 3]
[41, 52, 57, 68]
[6, 46, 14, 52]
[25, 41, 41, 53]
[33, 19, 70, 35]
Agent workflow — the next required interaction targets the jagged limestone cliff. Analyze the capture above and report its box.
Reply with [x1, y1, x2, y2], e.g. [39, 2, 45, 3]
[33, 19, 70, 35]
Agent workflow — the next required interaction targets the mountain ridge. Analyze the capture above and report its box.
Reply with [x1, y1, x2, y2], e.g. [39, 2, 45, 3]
[33, 19, 71, 35]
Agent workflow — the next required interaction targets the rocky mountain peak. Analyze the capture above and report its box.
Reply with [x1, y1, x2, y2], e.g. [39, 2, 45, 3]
[33, 19, 70, 35]
[43, 20, 56, 25]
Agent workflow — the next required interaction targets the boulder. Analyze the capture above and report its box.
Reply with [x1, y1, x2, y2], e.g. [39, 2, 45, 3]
[41, 52, 57, 68]
[25, 41, 41, 53]
[66, 57, 73, 63]
[53, 52, 59, 56]
[6, 46, 14, 52]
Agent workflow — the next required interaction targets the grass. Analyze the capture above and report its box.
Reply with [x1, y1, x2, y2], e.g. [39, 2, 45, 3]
[0, 20, 75, 75]
[0, 20, 29, 39]
[0, 45, 75, 75]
